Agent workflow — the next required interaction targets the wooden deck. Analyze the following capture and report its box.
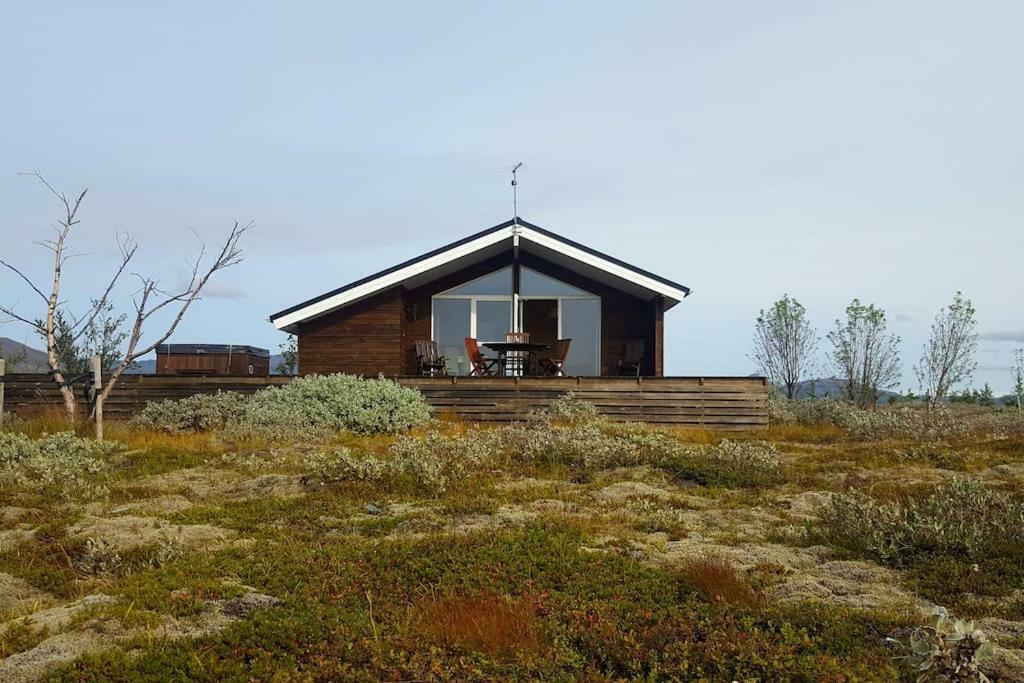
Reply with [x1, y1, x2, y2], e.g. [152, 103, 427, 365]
[1, 374, 769, 430]
[396, 376, 769, 429]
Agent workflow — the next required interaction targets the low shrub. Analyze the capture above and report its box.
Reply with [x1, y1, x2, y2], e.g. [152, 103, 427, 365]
[133, 374, 431, 436]
[659, 439, 782, 488]
[682, 557, 763, 608]
[131, 391, 246, 433]
[409, 591, 546, 657]
[241, 374, 431, 435]
[776, 398, 974, 441]
[887, 606, 993, 683]
[0, 431, 116, 499]
[819, 477, 1024, 564]
[306, 432, 484, 494]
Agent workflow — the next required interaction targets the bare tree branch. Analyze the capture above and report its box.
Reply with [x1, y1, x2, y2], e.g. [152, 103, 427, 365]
[0, 259, 49, 303]
[68, 234, 138, 341]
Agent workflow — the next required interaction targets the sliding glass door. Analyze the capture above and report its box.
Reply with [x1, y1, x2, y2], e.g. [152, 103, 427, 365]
[432, 265, 600, 376]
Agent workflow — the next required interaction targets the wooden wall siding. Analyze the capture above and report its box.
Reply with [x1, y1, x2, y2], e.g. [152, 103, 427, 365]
[397, 249, 663, 376]
[397, 376, 769, 430]
[1, 375, 768, 429]
[157, 352, 269, 376]
[297, 287, 404, 376]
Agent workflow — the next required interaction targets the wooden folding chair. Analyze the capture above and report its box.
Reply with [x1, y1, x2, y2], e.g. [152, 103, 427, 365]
[538, 338, 572, 377]
[617, 339, 645, 377]
[415, 340, 447, 376]
[464, 337, 500, 376]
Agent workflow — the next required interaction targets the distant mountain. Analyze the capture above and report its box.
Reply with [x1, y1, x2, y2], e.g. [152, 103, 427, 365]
[785, 377, 901, 403]
[0, 337, 50, 372]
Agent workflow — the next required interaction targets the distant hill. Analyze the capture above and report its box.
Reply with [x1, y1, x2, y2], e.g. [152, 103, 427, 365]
[2, 339, 290, 376]
[782, 377, 901, 403]
[0, 337, 50, 372]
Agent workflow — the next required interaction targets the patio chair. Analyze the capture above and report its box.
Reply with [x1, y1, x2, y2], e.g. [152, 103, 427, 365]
[617, 339, 645, 377]
[538, 338, 572, 377]
[415, 340, 447, 376]
[464, 337, 500, 377]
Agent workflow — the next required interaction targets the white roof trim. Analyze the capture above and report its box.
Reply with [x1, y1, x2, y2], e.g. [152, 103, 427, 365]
[272, 224, 687, 330]
[517, 227, 690, 304]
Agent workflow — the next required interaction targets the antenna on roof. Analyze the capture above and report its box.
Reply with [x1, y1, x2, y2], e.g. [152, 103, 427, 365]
[511, 162, 523, 223]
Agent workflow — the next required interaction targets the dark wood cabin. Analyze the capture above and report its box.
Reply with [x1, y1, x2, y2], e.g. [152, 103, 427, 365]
[156, 344, 270, 376]
[270, 218, 690, 377]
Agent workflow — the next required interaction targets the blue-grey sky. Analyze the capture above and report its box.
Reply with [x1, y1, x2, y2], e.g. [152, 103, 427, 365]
[1, 2, 1022, 391]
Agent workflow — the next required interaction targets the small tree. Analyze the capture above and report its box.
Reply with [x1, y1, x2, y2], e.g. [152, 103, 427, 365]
[977, 383, 994, 408]
[275, 335, 298, 375]
[0, 173, 249, 419]
[750, 295, 818, 399]
[828, 299, 902, 409]
[914, 292, 978, 410]
[35, 300, 128, 376]
[1013, 348, 1023, 414]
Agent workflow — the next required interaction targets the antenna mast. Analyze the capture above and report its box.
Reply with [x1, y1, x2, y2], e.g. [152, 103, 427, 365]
[511, 162, 523, 222]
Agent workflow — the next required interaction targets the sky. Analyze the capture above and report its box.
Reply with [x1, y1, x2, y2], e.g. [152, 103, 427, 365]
[1, 1, 1022, 392]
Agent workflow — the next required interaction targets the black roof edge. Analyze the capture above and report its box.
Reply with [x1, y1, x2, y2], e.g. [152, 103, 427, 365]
[270, 217, 690, 323]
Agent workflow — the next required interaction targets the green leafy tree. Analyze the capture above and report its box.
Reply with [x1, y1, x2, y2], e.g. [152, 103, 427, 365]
[914, 292, 978, 410]
[750, 295, 819, 399]
[828, 299, 902, 409]
[35, 300, 128, 376]
[977, 383, 994, 408]
[275, 334, 298, 375]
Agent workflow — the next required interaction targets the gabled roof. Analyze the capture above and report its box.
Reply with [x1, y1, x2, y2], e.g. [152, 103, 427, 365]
[270, 218, 690, 332]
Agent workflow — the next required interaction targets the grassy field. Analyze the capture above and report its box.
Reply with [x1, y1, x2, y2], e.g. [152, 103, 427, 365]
[1, 401, 1023, 681]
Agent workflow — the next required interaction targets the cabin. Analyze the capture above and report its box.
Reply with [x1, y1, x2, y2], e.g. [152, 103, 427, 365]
[156, 344, 271, 376]
[269, 218, 690, 377]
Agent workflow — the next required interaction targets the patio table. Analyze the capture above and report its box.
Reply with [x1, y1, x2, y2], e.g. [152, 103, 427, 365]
[481, 341, 551, 377]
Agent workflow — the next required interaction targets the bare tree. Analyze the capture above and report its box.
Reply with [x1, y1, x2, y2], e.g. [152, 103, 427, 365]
[828, 299, 902, 409]
[0, 173, 249, 419]
[913, 292, 978, 410]
[1013, 348, 1023, 415]
[750, 294, 818, 399]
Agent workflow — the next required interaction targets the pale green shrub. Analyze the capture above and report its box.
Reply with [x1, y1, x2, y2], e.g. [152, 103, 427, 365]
[887, 606, 993, 682]
[0, 432, 116, 499]
[306, 438, 457, 495]
[537, 392, 601, 424]
[820, 478, 1024, 563]
[658, 439, 782, 488]
[307, 447, 391, 483]
[132, 391, 247, 433]
[238, 374, 431, 435]
[133, 375, 431, 436]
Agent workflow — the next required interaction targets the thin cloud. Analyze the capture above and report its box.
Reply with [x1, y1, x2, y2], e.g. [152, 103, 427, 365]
[198, 282, 247, 300]
[978, 330, 1024, 343]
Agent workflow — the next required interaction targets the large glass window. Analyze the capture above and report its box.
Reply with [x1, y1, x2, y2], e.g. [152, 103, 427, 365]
[441, 267, 512, 296]
[432, 265, 601, 376]
[476, 300, 512, 343]
[559, 299, 601, 376]
[432, 298, 471, 375]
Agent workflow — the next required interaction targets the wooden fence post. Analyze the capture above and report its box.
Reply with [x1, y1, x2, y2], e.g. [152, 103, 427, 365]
[90, 355, 103, 442]
[0, 358, 5, 427]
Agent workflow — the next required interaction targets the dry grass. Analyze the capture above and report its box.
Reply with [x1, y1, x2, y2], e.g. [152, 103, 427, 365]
[409, 591, 546, 657]
[682, 557, 763, 609]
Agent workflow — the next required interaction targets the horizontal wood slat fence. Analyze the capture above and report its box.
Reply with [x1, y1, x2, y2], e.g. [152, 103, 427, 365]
[1, 374, 769, 430]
